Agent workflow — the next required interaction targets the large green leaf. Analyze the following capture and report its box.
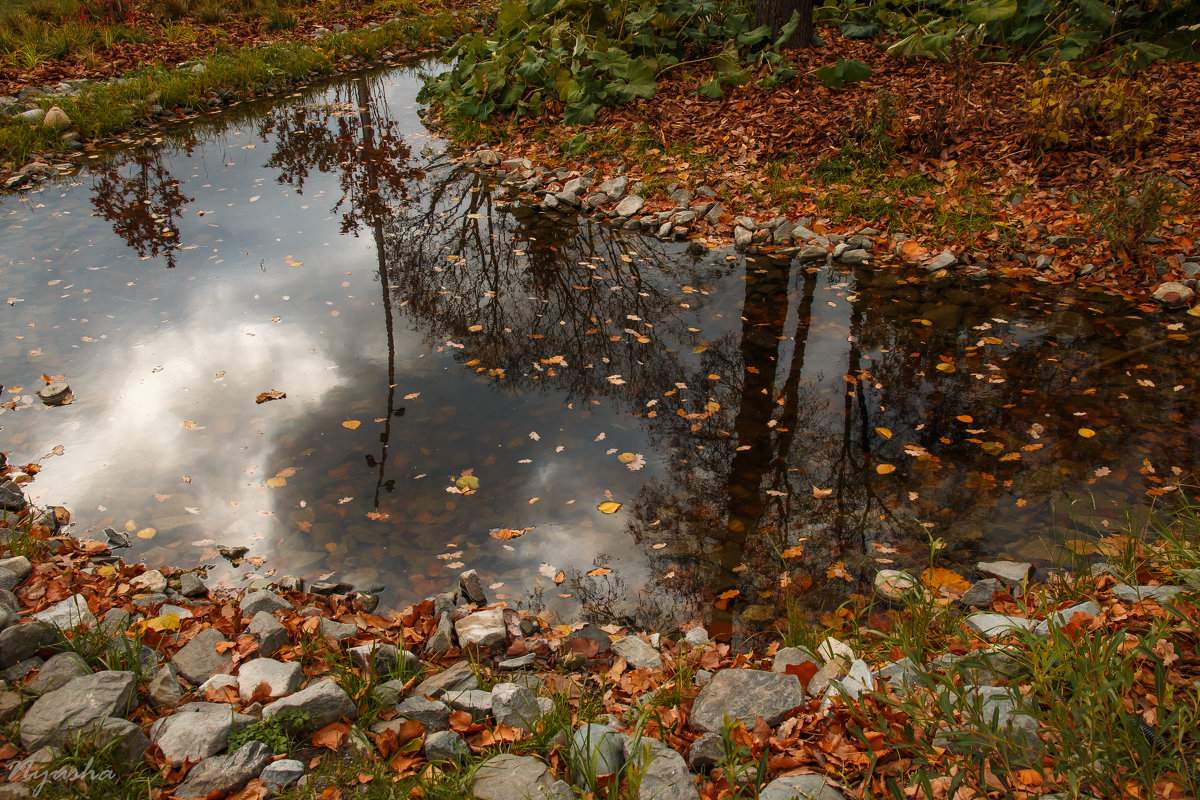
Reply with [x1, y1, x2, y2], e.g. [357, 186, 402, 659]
[697, 79, 724, 98]
[814, 58, 873, 87]
[563, 102, 599, 125]
[963, 0, 1018, 23]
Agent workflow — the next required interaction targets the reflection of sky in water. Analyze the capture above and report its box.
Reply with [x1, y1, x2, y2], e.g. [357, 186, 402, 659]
[1, 65, 1198, 627]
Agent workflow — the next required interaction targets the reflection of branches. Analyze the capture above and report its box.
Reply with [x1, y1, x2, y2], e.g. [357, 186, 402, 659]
[90, 151, 193, 269]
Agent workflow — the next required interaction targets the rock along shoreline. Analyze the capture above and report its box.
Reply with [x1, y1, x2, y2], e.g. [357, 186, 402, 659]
[0, 469, 1196, 797]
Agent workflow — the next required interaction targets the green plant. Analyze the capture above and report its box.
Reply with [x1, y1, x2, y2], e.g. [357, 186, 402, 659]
[419, 0, 793, 125]
[714, 716, 768, 797]
[1024, 61, 1160, 155]
[814, 57, 871, 88]
[264, 4, 294, 30]
[1087, 173, 1177, 259]
[38, 731, 164, 799]
[192, 0, 224, 23]
[229, 708, 312, 754]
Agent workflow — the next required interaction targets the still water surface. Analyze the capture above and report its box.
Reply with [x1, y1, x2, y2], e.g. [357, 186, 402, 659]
[1, 65, 1197, 628]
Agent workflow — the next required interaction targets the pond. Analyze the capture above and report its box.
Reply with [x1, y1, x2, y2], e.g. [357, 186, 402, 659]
[1, 65, 1197, 632]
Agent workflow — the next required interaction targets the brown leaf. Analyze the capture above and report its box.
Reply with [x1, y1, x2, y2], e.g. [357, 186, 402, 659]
[312, 721, 351, 750]
[254, 390, 286, 404]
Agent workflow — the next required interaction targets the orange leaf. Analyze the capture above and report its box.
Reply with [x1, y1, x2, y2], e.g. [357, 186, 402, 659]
[921, 567, 970, 595]
[312, 721, 350, 750]
[490, 527, 534, 540]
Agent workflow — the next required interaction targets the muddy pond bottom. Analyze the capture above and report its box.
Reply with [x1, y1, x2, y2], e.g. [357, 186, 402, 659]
[1, 65, 1197, 630]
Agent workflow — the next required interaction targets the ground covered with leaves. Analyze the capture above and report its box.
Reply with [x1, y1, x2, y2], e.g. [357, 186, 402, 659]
[429, 23, 1200, 295]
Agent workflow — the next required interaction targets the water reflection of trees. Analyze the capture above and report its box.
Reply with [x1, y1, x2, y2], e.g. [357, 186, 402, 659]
[90, 149, 194, 269]
[88, 68, 1199, 628]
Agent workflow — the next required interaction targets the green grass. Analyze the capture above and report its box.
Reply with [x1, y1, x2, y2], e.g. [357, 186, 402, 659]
[0, 1, 477, 166]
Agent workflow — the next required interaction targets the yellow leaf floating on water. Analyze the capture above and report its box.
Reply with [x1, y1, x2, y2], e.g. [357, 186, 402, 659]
[935, 363, 956, 373]
[597, 501, 622, 514]
[618, 452, 637, 463]
[913, 319, 932, 326]
[693, 346, 707, 353]
[781, 545, 805, 559]
[136, 527, 156, 539]
[455, 474, 480, 491]
[587, 567, 613, 577]
[1078, 428, 1097, 438]
[812, 486, 833, 498]
[342, 420, 361, 430]
[265, 477, 287, 488]
[490, 527, 533, 540]
[956, 415, 974, 423]
[875, 427, 893, 439]
[182, 421, 205, 430]
[876, 464, 896, 474]
[468, 325, 483, 332]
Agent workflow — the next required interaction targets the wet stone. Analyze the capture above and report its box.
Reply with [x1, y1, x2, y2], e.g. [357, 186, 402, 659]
[977, 560, 1032, 586]
[178, 573, 207, 597]
[240, 590, 291, 615]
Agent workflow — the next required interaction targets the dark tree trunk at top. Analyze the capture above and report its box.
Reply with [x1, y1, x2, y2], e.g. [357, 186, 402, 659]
[755, 0, 814, 49]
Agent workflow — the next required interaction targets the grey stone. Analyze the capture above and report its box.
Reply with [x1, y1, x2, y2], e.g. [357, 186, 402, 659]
[924, 249, 958, 271]
[3, 657, 41, 682]
[238, 657, 303, 702]
[149, 702, 254, 765]
[612, 635, 663, 670]
[98, 607, 133, 635]
[687, 731, 723, 771]
[965, 613, 1035, 640]
[16, 108, 45, 123]
[131, 569, 166, 594]
[476, 149, 503, 167]
[33, 594, 95, 630]
[1031, 601, 1101, 636]
[877, 658, 924, 688]
[829, 659, 873, 702]
[615, 195, 645, 217]
[174, 740, 272, 798]
[178, 572, 207, 597]
[570, 723, 625, 782]
[873, 570, 921, 604]
[683, 627, 708, 648]
[759, 774, 847, 799]
[395, 696, 451, 731]
[445, 688, 493, 721]
[20, 670, 136, 750]
[414, 659, 478, 697]
[198, 673, 237, 697]
[27, 651, 89, 694]
[690, 669, 805, 733]
[247, 611, 289, 656]
[492, 682, 542, 731]
[473, 753, 559, 800]
[426, 612, 454, 655]
[349, 642, 416, 677]
[0, 557, 30, 585]
[960, 578, 1003, 607]
[796, 244, 828, 263]
[0, 691, 21, 724]
[733, 226, 753, 250]
[319, 617, 358, 642]
[64, 715, 148, 767]
[499, 653, 537, 670]
[455, 607, 506, 648]
[837, 248, 871, 265]
[424, 729, 469, 764]
[240, 590, 291, 616]
[770, 646, 818, 674]
[976, 561, 1031, 586]
[1151, 281, 1194, 305]
[172, 628, 234, 684]
[0, 589, 19, 615]
[598, 176, 628, 200]
[625, 736, 699, 800]
[0, 623, 59, 666]
[149, 665, 182, 708]
[1114, 584, 1188, 605]
[260, 758, 305, 791]
[262, 678, 356, 734]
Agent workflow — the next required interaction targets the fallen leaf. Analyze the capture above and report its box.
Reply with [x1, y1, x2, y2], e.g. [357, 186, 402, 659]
[597, 501, 622, 514]
[255, 390, 286, 404]
[1078, 428, 1097, 438]
[876, 464, 896, 474]
[342, 420, 361, 430]
[490, 527, 533, 540]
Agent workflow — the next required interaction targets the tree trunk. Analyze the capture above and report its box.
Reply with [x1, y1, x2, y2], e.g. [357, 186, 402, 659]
[755, 0, 814, 49]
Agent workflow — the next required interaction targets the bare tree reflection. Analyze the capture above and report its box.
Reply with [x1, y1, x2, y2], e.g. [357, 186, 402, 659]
[90, 150, 194, 269]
